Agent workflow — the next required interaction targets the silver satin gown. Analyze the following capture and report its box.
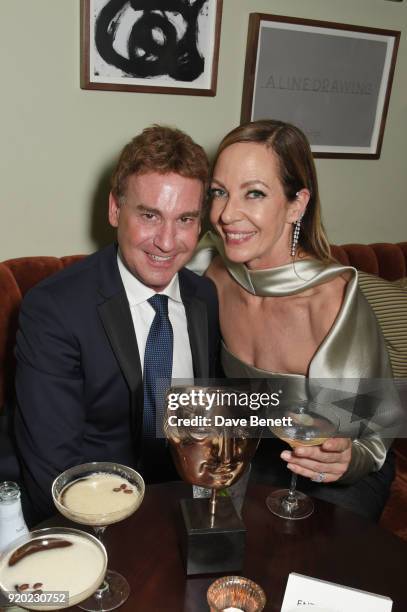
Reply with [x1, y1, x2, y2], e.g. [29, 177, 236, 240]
[188, 231, 398, 484]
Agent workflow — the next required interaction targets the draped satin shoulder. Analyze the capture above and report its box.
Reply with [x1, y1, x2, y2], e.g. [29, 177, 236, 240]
[188, 231, 392, 379]
[187, 231, 396, 482]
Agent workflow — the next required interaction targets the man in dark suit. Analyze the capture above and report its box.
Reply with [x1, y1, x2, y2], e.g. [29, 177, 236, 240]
[14, 125, 220, 521]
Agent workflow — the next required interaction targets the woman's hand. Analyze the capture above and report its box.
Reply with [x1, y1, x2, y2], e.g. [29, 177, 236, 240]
[280, 438, 352, 483]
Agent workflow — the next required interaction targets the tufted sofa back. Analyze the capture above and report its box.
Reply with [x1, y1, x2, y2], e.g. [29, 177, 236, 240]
[330, 243, 407, 281]
[0, 255, 85, 411]
[0, 243, 406, 411]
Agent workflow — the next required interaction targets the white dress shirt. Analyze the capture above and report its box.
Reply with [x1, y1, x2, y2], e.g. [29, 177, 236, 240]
[117, 252, 194, 380]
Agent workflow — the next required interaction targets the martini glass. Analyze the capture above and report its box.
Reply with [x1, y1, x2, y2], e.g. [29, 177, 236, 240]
[0, 527, 107, 610]
[266, 403, 339, 520]
[52, 462, 144, 611]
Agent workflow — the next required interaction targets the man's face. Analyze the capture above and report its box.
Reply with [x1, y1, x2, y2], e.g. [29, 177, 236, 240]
[109, 172, 203, 291]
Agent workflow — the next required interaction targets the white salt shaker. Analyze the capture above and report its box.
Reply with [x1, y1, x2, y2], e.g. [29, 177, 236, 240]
[0, 481, 29, 552]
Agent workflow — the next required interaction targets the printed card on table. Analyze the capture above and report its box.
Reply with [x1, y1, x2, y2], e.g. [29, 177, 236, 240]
[281, 573, 392, 612]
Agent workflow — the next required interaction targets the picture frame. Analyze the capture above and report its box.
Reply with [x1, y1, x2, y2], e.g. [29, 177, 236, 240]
[81, 0, 223, 96]
[241, 14, 400, 159]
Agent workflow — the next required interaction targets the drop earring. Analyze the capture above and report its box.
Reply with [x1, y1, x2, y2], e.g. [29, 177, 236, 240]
[291, 214, 303, 258]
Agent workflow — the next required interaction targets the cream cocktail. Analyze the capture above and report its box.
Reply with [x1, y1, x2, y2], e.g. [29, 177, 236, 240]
[52, 462, 145, 612]
[0, 528, 107, 610]
[56, 472, 142, 526]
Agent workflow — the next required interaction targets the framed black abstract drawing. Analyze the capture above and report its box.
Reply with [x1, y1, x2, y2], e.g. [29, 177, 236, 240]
[241, 14, 400, 158]
[81, 0, 223, 96]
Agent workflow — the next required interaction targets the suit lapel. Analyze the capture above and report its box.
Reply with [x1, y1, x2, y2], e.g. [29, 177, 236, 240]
[97, 293, 142, 395]
[96, 244, 143, 437]
[179, 271, 209, 379]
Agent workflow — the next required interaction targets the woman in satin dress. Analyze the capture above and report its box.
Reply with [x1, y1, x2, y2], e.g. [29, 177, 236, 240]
[190, 120, 396, 519]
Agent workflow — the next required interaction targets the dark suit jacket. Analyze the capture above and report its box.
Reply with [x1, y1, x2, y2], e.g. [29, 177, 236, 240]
[14, 243, 220, 519]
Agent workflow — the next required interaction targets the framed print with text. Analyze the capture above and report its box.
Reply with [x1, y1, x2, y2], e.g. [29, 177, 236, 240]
[81, 0, 223, 96]
[241, 14, 400, 158]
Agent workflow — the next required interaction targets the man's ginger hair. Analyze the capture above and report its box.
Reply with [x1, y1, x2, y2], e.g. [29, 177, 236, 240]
[111, 125, 209, 203]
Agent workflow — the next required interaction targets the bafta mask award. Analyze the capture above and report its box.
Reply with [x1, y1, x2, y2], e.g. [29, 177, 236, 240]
[165, 386, 260, 575]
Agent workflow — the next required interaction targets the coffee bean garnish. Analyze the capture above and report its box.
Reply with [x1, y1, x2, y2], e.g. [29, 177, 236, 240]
[15, 582, 44, 593]
[113, 484, 132, 493]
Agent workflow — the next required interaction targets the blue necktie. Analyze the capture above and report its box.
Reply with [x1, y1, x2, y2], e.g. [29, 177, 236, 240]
[143, 294, 173, 441]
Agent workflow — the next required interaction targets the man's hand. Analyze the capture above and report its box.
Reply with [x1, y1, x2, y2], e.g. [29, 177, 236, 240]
[280, 438, 352, 483]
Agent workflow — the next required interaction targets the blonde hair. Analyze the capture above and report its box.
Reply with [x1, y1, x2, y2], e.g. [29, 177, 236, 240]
[214, 120, 332, 262]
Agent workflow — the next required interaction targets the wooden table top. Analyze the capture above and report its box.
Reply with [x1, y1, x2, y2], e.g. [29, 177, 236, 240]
[79, 481, 407, 612]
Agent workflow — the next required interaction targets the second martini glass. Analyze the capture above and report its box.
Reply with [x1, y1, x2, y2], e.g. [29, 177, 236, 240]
[52, 462, 144, 612]
[267, 403, 339, 520]
[0, 527, 107, 611]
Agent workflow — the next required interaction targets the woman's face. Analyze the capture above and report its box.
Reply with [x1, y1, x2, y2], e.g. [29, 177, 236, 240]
[210, 142, 308, 269]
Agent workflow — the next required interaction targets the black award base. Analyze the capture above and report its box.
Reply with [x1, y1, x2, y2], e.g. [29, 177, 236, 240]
[179, 497, 246, 576]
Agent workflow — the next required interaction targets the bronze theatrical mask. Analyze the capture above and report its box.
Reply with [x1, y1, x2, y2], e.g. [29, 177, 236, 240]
[168, 428, 258, 490]
[164, 387, 259, 495]
[165, 386, 260, 574]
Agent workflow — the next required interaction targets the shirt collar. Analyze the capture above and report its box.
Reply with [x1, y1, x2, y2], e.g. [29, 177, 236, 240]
[117, 250, 182, 305]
